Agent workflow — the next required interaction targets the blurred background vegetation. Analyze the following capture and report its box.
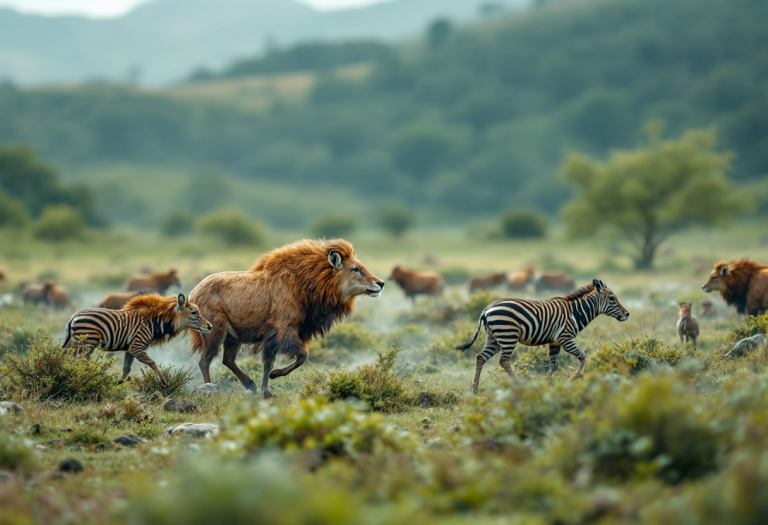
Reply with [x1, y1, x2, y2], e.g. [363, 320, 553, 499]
[0, 0, 765, 244]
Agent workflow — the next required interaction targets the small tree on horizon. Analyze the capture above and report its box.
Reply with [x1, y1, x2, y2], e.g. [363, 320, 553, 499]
[560, 124, 749, 269]
[377, 205, 415, 238]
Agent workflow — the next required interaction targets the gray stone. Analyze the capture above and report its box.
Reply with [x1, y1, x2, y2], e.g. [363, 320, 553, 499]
[113, 434, 146, 447]
[164, 423, 220, 439]
[192, 383, 220, 396]
[723, 334, 768, 359]
[163, 398, 199, 414]
[59, 458, 84, 473]
[0, 401, 24, 414]
[0, 471, 14, 483]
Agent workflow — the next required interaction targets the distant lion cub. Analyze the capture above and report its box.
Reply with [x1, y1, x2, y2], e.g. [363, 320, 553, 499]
[677, 302, 699, 345]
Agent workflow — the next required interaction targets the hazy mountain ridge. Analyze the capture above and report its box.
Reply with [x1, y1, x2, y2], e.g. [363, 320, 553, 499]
[0, 0, 527, 85]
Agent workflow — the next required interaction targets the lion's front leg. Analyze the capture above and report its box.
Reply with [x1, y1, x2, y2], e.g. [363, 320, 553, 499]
[268, 334, 307, 379]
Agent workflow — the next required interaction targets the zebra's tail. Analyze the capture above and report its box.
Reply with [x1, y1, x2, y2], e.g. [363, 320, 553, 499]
[454, 312, 486, 351]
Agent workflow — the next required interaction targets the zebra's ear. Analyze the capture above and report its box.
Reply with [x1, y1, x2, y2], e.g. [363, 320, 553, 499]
[592, 279, 604, 293]
[177, 294, 185, 311]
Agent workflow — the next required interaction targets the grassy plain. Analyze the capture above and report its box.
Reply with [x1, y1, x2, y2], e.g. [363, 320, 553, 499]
[1, 222, 768, 523]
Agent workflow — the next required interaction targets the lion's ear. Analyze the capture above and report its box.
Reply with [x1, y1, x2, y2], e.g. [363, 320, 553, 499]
[720, 266, 728, 276]
[328, 251, 343, 270]
[177, 294, 185, 311]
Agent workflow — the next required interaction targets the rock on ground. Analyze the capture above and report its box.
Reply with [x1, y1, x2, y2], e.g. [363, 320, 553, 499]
[59, 458, 84, 473]
[192, 383, 220, 396]
[163, 398, 199, 413]
[164, 423, 220, 439]
[0, 401, 25, 414]
[113, 434, 146, 447]
[723, 334, 768, 359]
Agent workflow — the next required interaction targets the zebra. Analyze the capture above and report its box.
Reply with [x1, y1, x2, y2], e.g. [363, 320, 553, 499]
[455, 279, 629, 393]
[63, 293, 212, 387]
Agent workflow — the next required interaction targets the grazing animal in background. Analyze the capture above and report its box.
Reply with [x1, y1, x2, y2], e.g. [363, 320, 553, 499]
[455, 279, 629, 393]
[97, 289, 155, 310]
[422, 253, 440, 267]
[702, 259, 768, 316]
[700, 299, 716, 317]
[125, 269, 181, 294]
[388, 266, 445, 303]
[0, 270, 5, 282]
[534, 272, 576, 293]
[468, 272, 507, 295]
[22, 280, 56, 306]
[507, 265, 536, 291]
[62, 294, 212, 385]
[190, 239, 384, 398]
[677, 302, 699, 345]
[47, 284, 72, 309]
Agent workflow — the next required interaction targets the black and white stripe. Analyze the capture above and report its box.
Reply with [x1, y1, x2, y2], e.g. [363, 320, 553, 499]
[456, 279, 629, 392]
[63, 308, 175, 383]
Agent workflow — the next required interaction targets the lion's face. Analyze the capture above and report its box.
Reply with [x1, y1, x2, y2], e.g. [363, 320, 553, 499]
[329, 250, 384, 301]
[702, 263, 728, 292]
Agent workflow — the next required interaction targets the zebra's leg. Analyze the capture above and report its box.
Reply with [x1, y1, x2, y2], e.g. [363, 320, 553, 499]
[547, 344, 561, 376]
[128, 343, 168, 387]
[497, 342, 519, 381]
[121, 352, 135, 381]
[471, 330, 502, 393]
[560, 338, 586, 381]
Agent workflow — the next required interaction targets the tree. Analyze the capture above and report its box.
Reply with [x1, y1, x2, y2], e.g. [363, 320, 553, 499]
[377, 206, 415, 237]
[197, 210, 266, 247]
[426, 19, 453, 50]
[32, 205, 85, 242]
[310, 214, 357, 239]
[500, 210, 547, 239]
[560, 125, 748, 269]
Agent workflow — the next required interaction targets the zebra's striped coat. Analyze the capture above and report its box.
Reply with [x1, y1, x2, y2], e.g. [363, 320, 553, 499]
[63, 294, 212, 386]
[456, 279, 629, 392]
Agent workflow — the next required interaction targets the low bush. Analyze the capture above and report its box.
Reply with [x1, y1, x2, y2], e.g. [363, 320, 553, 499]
[70, 427, 110, 446]
[1, 339, 119, 401]
[0, 324, 40, 355]
[460, 290, 501, 321]
[162, 211, 196, 237]
[197, 210, 266, 247]
[315, 323, 377, 352]
[385, 324, 430, 350]
[0, 425, 37, 472]
[32, 204, 85, 242]
[426, 327, 478, 365]
[729, 314, 768, 341]
[499, 210, 547, 239]
[439, 267, 470, 286]
[129, 364, 195, 398]
[310, 214, 357, 239]
[221, 396, 418, 459]
[542, 372, 728, 484]
[301, 348, 414, 413]
[588, 337, 689, 373]
[377, 205, 415, 237]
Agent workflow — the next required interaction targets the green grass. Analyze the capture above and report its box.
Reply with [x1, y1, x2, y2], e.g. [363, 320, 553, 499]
[1, 225, 768, 523]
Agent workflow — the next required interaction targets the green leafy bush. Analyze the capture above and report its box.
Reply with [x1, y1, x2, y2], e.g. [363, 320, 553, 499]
[426, 327, 478, 364]
[542, 373, 727, 483]
[32, 204, 85, 242]
[460, 290, 501, 320]
[0, 425, 37, 472]
[197, 210, 266, 247]
[221, 396, 418, 459]
[0, 324, 40, 355]
[310, 214, 357, 239]
[309, 322, 377, 367]
[500, 210, 547, 239]
[729, 314, 768, 341]
[129, 364, 195, 398]
[161, 211, 196, 237]
[0, 189, 30, 227]
[70, 427, 109, 446]
[439, 266, 471, 286]
[302, 348, 414, 413]
[588, 337, 688, 373]
[377, 206, 415, 237]
[1, 339, 118, 401]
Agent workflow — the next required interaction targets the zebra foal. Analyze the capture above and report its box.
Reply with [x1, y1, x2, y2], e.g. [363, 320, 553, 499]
[455, 279, 629, 392]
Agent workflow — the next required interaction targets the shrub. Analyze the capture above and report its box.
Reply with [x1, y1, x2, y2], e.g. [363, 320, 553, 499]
[377, 206, 415, 237]
[129, 364, 195, 398]
[316, 323, 377, 352]
[385, 324, 429, 350]
[588, 337, 688, 373]
[123, 456, 416, 525]
[0, 324, 40, 354]
[70, 427, 109, 446]
[161, 211, 195, 237]
[499, 210, 547, 239]
[1, 338, 119, 401]
[0, 425, 37, 472]
[197, 210, 266, 247]
[460, 290, 501, 321]
[221, 396, 418, 459]
[301, 347, 414, 413]
[542, 373, 727, 484]
[32, 204, 85, 242]
[426, 327, 477, 364]
[310, 214, 357, 239]
[729, 314, 768, 341]
[440, 266, 470, 286]
[0, 189, 30, 228]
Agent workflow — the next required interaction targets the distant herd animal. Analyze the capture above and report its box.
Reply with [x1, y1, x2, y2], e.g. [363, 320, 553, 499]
[2, 250, 767, 397]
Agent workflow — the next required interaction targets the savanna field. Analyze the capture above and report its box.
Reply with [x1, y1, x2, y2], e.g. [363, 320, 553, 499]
[2, 223, 768, 524]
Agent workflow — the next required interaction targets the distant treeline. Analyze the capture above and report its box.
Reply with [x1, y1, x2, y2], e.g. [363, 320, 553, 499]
[190, 40, 395, 80]
[1, 0, 766, 223]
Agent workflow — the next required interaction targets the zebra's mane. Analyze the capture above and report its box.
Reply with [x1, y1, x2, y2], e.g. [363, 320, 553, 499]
[561, 284, 595, 301]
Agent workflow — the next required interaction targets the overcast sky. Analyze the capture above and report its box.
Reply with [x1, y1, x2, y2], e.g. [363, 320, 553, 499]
[0, 0, 382, 17]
